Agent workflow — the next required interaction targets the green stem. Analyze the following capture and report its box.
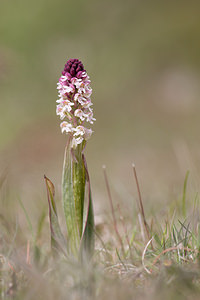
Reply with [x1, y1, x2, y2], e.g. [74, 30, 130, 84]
[62, 138, 86, 255]
[72, 143, 85, 237]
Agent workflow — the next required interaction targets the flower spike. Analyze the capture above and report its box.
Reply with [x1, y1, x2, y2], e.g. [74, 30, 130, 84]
[56, 59, 95, 148]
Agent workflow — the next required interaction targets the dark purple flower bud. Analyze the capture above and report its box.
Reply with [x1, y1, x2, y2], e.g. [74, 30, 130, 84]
[70, 68, 75, 76]
[62, 59, 85, 78]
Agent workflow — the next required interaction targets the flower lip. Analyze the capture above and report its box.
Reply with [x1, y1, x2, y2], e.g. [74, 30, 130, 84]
[62, 58, 86, 78]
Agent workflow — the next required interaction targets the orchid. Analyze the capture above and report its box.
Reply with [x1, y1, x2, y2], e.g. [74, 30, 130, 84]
[45, 59, 95, 260]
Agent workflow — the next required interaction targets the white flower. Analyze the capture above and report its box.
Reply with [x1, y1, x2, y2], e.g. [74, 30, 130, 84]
[73, 93, 83, 102]
[60, 121, 74, 133]
[60, 75, 67, 82]
[84, 110, 96, 124]
[74, 93, 92, 108]
[83, 87, 92, 98]
[71, 77, 82, 88]
[74, 125, 86, 136]
[56, 105, 66, 120]
[74, 109, 85, 121]
[73, 126, 93, 142]
[56, 101, 73, 120]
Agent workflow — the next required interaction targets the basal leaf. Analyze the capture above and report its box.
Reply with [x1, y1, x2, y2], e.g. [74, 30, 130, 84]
[44, 175, 67, 256]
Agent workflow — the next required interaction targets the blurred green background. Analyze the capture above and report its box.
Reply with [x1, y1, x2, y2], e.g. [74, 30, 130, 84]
[1, 0, 200, 215]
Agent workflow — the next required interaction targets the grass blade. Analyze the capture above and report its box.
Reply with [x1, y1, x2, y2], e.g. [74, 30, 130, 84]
[182, 171, 189, 219]
[18, 196, 34, 240]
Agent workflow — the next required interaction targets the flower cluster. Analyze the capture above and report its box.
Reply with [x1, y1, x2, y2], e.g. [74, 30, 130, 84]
[56, 59, 95, 148]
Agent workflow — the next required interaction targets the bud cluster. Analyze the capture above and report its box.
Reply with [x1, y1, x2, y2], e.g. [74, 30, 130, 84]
[56, 59, 95, 148]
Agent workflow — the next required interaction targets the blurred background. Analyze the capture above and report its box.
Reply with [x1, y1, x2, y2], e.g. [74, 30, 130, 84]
[1, 0, 200, 222]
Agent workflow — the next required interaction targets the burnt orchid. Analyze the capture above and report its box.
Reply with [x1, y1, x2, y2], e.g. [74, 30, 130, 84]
[45, 59, 94, 260]
[56, 58, 95, 148]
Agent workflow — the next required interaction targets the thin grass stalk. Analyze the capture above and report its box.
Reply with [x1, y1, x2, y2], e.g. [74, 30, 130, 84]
[132, 163, 150, 241]
[102, 165, 125, 256]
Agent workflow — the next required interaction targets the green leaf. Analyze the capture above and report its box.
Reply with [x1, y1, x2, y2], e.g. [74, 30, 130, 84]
[44, 175, 67, 256]
[80, 155, 94, 260]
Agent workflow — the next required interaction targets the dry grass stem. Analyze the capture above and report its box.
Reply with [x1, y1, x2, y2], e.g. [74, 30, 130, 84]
[132, 163, 150, 241]
[102, 165, 125, 255]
